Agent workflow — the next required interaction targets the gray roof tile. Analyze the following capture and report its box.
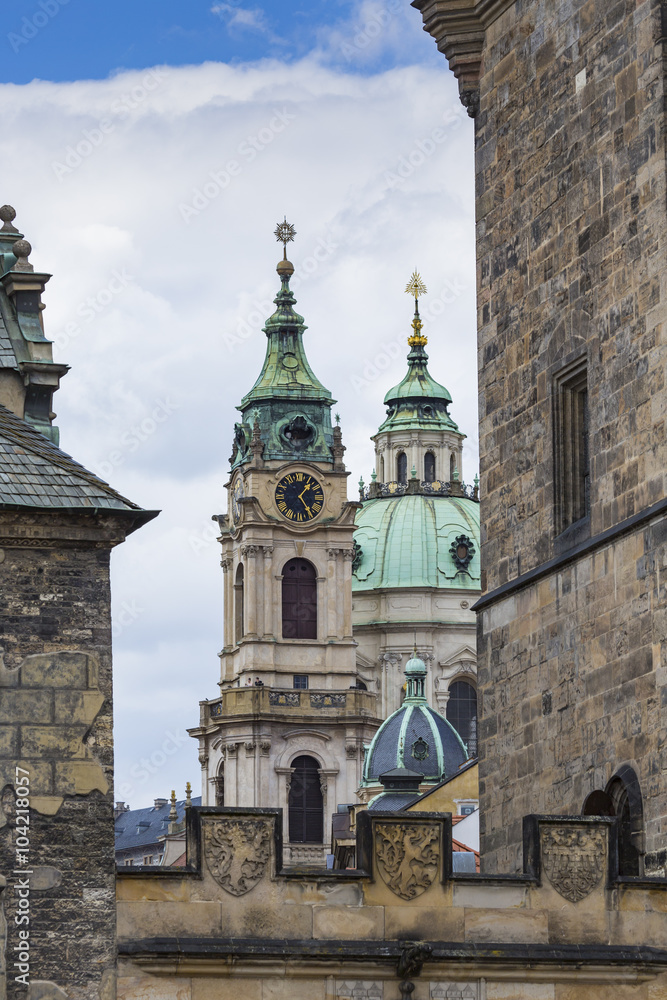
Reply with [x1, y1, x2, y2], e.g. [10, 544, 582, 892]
[0, 403, 145, 512]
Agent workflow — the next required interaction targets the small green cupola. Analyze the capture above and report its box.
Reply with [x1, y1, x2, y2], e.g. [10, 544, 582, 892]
[379, 271, 457, 435]
[229, 220, 338, 471]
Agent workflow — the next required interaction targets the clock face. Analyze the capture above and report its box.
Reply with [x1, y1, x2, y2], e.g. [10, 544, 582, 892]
[275, 472, 324, 522]
[231, 476, 245, 523]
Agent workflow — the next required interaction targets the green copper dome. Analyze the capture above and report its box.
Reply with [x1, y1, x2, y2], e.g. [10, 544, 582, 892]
[229, 254, 336, 470]
[378, 340, 458, 435]
[352, 494, 480, 591]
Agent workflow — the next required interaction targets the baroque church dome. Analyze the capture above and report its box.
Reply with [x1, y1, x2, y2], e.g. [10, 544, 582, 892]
[352, 493, 480, 591]
[362, 653, 468, 789]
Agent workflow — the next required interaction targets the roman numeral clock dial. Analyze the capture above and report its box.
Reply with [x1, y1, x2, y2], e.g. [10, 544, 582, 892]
[275, 472, 324, 522]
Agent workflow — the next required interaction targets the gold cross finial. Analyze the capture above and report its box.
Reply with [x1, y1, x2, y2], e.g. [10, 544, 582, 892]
[274, 217, 296, 260]
[405, 270, 428, 347]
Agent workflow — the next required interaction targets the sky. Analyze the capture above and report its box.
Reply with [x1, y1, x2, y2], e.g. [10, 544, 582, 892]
[1, 1, 478, 808]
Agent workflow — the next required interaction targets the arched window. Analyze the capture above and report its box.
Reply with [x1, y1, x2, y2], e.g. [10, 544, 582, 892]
[288, 755, 323, 843]
[583, 767, 644, 876]
[234, 563, 244, 643]
[446, 680, 478, 757]
[282, 559, 317, 639]
[215, 763, 225, 806]
[450, 453, 456, 481]
[397, 452, 407, 483]
[424, 452, 436, 481]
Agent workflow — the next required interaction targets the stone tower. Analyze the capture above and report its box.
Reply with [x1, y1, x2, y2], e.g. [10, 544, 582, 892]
[352, 276, 481, 749]
[0, 206, 155, 998]
[414, 0, 667, 874]
[190, 226, 381, 864]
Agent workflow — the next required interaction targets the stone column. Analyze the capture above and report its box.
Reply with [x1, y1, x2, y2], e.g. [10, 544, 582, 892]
[275, 766, 295, 840]
[242, 741, 257, 807]
[241, 545, 259, 638]
[221, 557, 233, 648]
[342, 548, 354, 639]
[327, 548, 340, 639]
[261, 546, 274, 638]
[225, 742, 239, 805]
[198, 744, 210, 805]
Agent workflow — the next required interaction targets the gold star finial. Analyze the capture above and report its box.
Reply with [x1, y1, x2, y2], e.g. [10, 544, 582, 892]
[405, 270, 428, 347]
[405, 270, 427, 300]
[274, 217, 296, 259]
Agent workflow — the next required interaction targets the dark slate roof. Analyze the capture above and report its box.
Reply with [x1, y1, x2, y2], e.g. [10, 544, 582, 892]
[0, 311, 14, 367]
[114, 797, 201, 852]
[365, 703, 468, 784]
[0, 403, 151, 514]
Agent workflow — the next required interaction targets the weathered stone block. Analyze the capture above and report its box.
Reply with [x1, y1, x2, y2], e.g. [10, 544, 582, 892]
[312, 904, 384, 940]
[464, 908, 549, 944]
[20, 651, 90, 689]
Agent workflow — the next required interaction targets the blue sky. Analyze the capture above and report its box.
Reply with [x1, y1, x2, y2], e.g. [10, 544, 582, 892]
[4, 0, 440, 83]
[2, 2, 476, 806]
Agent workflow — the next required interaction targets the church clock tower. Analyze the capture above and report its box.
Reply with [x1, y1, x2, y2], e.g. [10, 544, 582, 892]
[190, 222, 381, 864]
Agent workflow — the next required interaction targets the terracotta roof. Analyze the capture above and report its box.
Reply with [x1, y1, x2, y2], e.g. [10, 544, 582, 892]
[171, 851, 187, 867]
[0, 403, 146, 512]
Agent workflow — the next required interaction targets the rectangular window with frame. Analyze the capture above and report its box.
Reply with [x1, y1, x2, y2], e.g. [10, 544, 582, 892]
[293, 674, 309, 690]
[553, 358, 590, 536]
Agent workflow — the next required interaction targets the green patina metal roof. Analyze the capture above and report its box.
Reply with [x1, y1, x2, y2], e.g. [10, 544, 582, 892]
[352, 494, 480, 591]
[230, 257, 336, 470]
[240, 261, 333, 408]
[378, 339, 458, 435]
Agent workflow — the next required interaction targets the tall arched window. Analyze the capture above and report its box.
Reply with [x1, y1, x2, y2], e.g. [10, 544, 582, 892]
[234, 563, 244, 643]
[446, 680, 478, 757]
[450, 453, 456, 481]
[397, 452, 407, 483]
[424, 452, 436, 481]
[282, 559, 317, 639]
[288, 755, 323, 843]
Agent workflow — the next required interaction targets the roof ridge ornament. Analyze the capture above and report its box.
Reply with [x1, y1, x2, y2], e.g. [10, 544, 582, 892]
[405, 269, 428, 348]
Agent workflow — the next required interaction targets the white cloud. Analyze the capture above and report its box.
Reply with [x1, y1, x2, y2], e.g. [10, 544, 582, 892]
[0, 56, 476, 806]
[210, 3, 286, 45]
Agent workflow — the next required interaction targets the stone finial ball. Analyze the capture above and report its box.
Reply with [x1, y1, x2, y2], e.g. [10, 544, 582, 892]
[12, 239, 31, 258]
[0, 205, 16, 223]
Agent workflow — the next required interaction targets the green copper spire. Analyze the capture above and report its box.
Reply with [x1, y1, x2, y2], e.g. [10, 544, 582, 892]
[377, 270, 457, 435]
[230, 221, 336, 470]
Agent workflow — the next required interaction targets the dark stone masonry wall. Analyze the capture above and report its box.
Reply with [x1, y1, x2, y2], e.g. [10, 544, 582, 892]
[473, 0, 667, 871]
[0, 513, 119, 1000]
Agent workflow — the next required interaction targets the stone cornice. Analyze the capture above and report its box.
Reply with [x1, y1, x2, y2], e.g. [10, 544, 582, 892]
[411, 0, 515, 116]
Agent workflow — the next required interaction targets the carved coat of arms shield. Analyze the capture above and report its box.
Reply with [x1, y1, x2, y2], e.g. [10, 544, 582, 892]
[541, 826, 606, 903]
[374, 822, 440, 899]
[203, 818, 271, 896]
